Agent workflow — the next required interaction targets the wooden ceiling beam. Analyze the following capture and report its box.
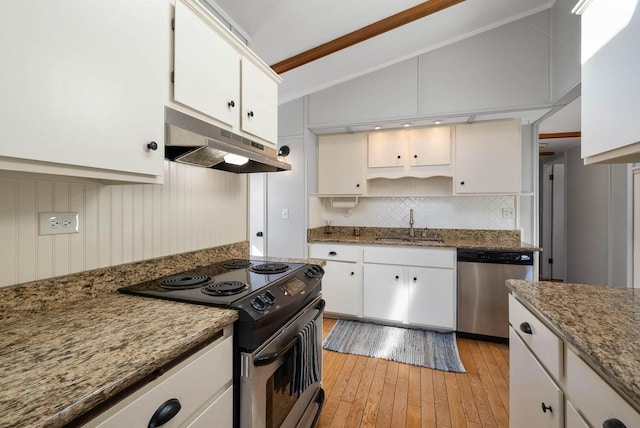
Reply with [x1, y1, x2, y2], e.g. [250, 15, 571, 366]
[270, 0, 466, 75]
[539, 132, 581, 139]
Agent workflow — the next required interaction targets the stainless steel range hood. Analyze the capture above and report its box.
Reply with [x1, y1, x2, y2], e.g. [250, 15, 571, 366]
[164, 106, 291, 173]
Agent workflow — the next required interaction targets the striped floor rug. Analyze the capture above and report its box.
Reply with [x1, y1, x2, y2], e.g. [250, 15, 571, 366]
[322, 320, 465, 373]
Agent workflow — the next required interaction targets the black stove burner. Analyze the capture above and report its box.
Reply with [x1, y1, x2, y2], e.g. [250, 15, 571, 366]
[250, 262, 290, 274]
[201, 281, 249, 296]
[223, 259, 253, 269]
[160, 274, 211, 289]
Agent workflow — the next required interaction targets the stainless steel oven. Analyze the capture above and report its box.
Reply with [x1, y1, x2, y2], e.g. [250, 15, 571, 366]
[240, 295, 325, 428]
[119, 259, 325, 428]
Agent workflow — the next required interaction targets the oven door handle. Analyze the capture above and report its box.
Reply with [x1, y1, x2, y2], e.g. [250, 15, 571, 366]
[254, 299, 325, 367]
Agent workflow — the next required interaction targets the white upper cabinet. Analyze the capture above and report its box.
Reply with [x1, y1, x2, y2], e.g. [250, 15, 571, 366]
[454, 119, 521, 194]
[579, 0, 640, 164]
[317, 133, 367, 196]
[367, 126, 452, 179]
[174, 0, 241, 129]
[368, 130, 407, 168]
[241, 60, 278, 144]
[172, 0, 280, 147]
[409, 127, 452, 167]
[0, 0, 166, 183]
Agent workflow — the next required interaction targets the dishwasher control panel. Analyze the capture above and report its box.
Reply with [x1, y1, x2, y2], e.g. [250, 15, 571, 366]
[457, 250, 533, 265]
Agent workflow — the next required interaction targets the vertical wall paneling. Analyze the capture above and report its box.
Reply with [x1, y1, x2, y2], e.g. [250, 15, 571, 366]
[98, 185, 112, 268]
[53, 182, 70, 277]
[36, 181, 54, 280]
[69, 182, 85, 274]
[84, 183, 99, 271]
[0, 161, 247, 288]
[17, 180, 37, 283]
[0, 178, 17, 285]
[110, 186, 123, 267]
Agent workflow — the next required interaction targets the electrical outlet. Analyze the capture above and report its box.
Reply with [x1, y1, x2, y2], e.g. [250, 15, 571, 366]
[281, 208, 289, 219]
[502, 208, 515, 219]
[38, 212, 79, 235]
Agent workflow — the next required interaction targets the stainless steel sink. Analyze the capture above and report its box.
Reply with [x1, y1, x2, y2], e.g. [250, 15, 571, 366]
[374, 236, 444, 244]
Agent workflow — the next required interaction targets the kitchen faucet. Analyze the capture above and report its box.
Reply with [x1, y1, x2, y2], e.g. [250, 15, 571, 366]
[409, 209, 414, 237]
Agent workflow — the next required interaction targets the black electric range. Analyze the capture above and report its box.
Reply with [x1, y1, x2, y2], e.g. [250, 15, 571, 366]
[119, 259, 324, 351]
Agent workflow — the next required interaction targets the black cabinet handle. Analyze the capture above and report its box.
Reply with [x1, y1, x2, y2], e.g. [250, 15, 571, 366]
[397, 155, 401, 159]
[519, 322, 532, 334]
[460, 181, 465, 186]
[256, 231, 263, 237]
[413, 277, 417, 281]
[356, 183, 360, 187]
[146, 141, 158, 151]
[350, 272, 354, 276]
[328, 251, 337, 256]
[541, 402, 552, 413]
[414, 154, 418, 159]
[247, 111, 254, 117]
[603, 419, 626, 428]
[395, 275, 399, 280]
[148, 398, 181, 428]
[228, 100, 235, 108]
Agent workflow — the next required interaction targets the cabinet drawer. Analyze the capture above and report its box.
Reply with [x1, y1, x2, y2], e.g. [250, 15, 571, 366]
[309, 243, 359, 262]
[90, 334, 233, 427]
[565, 400, 589, 428]
[566, 348, 640, 428]
[508, 295, 562, 380]
[186, 385, 233, 428]
[363, 246, 454, 268]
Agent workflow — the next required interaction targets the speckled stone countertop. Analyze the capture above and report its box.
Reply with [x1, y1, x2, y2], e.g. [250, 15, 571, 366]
[0, 242, 249, 427]
[308, 227, 540, 251]
[507, 280, 640, 412]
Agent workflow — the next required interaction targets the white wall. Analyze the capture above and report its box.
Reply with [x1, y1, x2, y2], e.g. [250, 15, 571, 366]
[0, 161, 247, 288]
[565, 146, 628, 286]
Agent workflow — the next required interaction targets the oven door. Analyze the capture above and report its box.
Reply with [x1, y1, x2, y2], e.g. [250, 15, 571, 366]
[239, 295, 325, 428]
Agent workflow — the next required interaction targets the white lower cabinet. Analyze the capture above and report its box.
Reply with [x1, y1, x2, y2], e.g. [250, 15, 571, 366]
[362, 246, 456, 330]
[308, 243, 363, 318]
[509, 295, 640, 428]
[509, 327, 563, 428]
[85, 326, 233, 428]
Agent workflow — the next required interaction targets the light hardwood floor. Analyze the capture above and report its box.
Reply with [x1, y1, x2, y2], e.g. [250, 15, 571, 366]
[318, 318, 510, 428]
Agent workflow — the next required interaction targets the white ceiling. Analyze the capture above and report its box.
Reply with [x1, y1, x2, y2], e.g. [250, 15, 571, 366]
[206, 0, 580, 150]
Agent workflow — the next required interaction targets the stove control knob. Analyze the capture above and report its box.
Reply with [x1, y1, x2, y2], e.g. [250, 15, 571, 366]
[305, 265, 325, 278]
[263, 291, 275, 304]
[251, 297, 267, 311]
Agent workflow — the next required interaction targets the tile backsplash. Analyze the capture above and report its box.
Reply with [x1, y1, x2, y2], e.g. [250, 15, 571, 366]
[312, 195, 517, 230]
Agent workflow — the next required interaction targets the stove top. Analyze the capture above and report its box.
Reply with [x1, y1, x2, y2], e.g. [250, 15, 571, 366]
[120, 259, 309, 306]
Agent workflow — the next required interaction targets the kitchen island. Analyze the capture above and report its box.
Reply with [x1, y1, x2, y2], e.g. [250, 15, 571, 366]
[507, 279, 640, 426]
[0, 243, 247, 427]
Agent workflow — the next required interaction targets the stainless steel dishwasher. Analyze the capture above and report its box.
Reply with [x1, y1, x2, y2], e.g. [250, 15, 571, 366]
[457, 249, 534, 341]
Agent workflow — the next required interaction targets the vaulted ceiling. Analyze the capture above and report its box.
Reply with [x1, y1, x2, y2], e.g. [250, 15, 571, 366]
[207, 0, 579, 153]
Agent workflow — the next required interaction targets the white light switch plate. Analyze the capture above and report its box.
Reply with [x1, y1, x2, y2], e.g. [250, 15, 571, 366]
[281, 208, 289, 219]
[38, 212, 79, 235]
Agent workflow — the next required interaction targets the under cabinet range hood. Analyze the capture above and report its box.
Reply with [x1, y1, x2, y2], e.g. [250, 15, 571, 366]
[164, 107, 291, 173]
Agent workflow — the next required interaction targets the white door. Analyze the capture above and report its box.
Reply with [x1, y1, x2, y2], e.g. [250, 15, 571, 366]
[249, 174, 266, 257]
[541, 162, 566, 280]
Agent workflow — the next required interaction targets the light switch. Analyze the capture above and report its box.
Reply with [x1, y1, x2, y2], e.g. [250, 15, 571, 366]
[282, 208, 289, 219]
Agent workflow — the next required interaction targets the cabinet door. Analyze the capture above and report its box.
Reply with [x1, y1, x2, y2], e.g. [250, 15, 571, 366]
[580, 0, 640, 162]
[241, 59, 278, 144]
[0, 0, 165, 178]
[363, 264, 407, 322]
[509, 328, 563, 428]
[322, 261, 363, 317]
[368, 130, 407, 167]
[409, 127, 451, 166]
[174, 0, 241, 129]
[454, 120, 521, 194]
[407, 267, 455, 329]
[186, 386, 233, 428]
[565, 401, 589, 428]
[318, 134, 367, 195]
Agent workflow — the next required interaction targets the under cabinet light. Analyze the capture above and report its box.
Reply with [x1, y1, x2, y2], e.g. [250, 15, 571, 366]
[434, 120, 443, 125]
[374, 126, 381, 130]
[224, 153, 249, 165]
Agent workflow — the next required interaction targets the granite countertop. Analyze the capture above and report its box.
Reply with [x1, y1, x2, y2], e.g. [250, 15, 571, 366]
[0, 242, 248, 427]
[308, 226, 540, 252]
[507, 279, 640, 412]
